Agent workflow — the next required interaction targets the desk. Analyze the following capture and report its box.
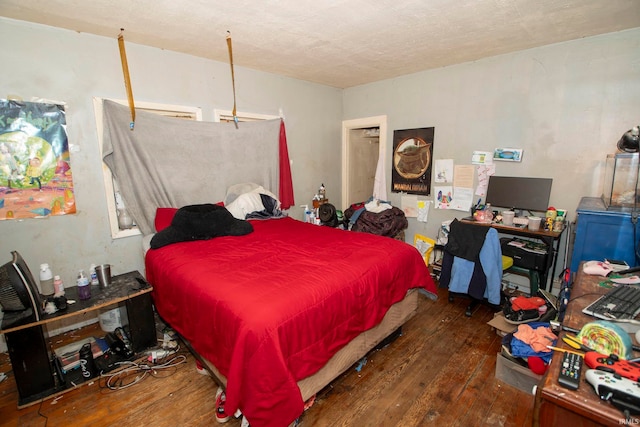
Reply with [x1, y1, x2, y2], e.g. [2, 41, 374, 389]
[460, 218, 564, 290]
[533, 267, 640, 426]
[0, 271, 156, 408]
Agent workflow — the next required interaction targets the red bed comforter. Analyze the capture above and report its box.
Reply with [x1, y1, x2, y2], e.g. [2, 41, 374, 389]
[145, 217, 436, 427]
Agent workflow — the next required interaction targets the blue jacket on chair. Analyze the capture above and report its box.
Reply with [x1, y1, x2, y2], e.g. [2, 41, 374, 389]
[440, 220, 503, 305]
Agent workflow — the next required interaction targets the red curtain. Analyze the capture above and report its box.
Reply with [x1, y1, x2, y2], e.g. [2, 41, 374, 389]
[279, 120, 295, 209]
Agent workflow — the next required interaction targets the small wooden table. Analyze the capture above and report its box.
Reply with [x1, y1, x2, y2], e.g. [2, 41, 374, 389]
[533, 267, 640, 426]
[0, 271, 156, 408]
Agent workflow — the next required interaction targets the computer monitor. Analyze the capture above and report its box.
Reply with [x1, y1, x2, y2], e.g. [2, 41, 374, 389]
[0, 251, 44, 328]
[485, 176, 553, 214]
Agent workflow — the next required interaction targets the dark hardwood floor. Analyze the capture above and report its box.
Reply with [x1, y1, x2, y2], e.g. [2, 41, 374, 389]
[0, 286, 535, 427]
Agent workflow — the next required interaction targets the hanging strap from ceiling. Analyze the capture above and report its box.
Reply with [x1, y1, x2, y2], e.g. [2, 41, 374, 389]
[226, 31, 239, 128]
[118, 28, 136, 130]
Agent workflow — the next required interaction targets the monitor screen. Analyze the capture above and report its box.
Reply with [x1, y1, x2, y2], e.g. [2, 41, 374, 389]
[485, 176, 553, 214]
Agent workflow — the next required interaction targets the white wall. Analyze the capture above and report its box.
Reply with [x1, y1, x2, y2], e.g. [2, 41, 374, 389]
[343, 27, 640, 272]
[0, 18, 343, 290]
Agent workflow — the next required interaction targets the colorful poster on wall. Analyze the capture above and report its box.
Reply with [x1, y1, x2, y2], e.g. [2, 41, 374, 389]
[0, 100, 76, 220]
[391, 127, 434, 195]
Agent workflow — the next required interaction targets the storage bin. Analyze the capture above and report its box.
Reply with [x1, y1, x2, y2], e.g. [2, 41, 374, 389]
[494, 352, 542, 395]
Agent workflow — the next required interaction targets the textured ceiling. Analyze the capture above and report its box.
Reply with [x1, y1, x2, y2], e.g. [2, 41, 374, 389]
[1, 0, 639, 88]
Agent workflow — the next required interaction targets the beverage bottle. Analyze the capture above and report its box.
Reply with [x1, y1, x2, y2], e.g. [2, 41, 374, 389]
[39, 263, 54, 296]
[77, 270, 91, 300]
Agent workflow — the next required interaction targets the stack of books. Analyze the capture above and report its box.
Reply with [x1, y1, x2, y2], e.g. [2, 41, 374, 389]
[54, 336, 109, 372]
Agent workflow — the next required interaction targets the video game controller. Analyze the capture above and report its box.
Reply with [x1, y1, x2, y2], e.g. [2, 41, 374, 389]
[585, 351, 640, 382]
[585, 369, 640, 415]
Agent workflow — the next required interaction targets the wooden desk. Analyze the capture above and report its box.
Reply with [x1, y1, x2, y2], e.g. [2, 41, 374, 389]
[533, 267, 640, 426]
[460, 218, 564, 290]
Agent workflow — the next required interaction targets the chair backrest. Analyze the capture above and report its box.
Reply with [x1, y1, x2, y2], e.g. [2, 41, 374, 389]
[413, 234, 435, 266]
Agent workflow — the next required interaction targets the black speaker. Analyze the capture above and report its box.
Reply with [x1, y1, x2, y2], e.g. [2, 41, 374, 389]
[125, 293, 156, 353]
[6, 326, 56, 406]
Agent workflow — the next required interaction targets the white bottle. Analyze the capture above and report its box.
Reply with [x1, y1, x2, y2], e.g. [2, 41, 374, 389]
[89, 264, 99, 286]
[39, 263, 54, 296]
[301, 205, 311, 223]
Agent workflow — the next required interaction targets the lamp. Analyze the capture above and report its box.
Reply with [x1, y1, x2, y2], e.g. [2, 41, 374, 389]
[617, 125, 640, 153]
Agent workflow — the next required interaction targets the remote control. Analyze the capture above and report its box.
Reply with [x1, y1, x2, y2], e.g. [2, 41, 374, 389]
[558, 351, 583, 390]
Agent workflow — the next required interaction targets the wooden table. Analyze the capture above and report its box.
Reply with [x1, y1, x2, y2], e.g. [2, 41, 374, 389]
[533, 267, 640, 426]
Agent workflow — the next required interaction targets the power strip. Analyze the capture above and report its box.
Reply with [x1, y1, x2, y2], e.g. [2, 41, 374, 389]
[513, 217, 529, 225]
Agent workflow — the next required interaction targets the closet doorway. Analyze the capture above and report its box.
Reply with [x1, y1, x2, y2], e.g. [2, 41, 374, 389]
[341, 116, 387, 209]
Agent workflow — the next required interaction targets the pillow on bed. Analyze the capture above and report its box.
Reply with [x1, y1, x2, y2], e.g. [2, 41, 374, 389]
[226, 192, 266, 220]
[155, 208, 178, 232]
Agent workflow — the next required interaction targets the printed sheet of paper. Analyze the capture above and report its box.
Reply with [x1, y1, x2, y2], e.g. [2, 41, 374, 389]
[475, 164, 496, 196]
[417, 199, 430, 223]
[450, 187, 474, 212]
[434, 159, 453, 183]
[453, 165, 475, 188]
[471, 151, 493, 165]
[401, 194, 418, 218]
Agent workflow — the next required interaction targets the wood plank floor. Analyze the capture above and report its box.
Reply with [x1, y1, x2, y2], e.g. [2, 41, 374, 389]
[0, 286, 535, 427]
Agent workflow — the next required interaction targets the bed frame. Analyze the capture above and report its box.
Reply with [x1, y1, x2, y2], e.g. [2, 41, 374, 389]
[185, 289, 419, 403]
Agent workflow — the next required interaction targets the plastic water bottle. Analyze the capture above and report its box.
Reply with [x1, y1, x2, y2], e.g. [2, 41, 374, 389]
[77, 270, 91, 300]
[39, 263, 54, 296]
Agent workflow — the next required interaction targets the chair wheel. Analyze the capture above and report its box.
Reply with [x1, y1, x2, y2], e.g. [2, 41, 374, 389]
[465, 307, 472, 317]
[448, 295, 454, 303]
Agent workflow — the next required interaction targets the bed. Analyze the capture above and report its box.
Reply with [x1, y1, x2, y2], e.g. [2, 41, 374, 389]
[144, 208, 437, 427]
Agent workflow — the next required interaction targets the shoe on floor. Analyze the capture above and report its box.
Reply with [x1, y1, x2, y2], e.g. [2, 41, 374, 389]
[196, 360, 210, 376]
[504, 308, 541, 324]
[216, 391, 231, 423]
[503, 303, 541, 324]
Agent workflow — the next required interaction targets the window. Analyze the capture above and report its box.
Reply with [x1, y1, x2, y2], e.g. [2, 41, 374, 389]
[214, 109, 278, 123]
[93, 98, 202, 238]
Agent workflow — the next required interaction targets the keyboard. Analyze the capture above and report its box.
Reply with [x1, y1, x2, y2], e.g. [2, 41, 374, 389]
[583, 285, 640, 320]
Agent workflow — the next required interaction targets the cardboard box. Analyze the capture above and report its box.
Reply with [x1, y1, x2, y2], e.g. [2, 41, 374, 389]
[487, 312, 517, 337]
[495, 352, 542, 395]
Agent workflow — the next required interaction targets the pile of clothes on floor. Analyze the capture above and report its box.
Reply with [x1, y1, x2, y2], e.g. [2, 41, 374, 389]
[344, 198, 407, 239]
[500, 293, 559, 375]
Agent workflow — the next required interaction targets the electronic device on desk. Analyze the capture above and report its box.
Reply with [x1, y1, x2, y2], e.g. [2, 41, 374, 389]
[582, 285, 640, 323]
[512, 217, 530, 227]
[585, 369, 640, 415]
[585, 352, 640, 382]
[485, 175, 553, 216]
[0, 251, 44, 328]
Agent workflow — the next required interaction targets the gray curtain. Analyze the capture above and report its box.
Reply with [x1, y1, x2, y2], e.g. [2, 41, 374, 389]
[102, 100, 281, 235]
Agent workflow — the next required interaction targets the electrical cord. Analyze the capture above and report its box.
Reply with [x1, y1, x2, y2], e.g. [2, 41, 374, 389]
[99, 351, 186, 391]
